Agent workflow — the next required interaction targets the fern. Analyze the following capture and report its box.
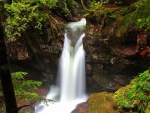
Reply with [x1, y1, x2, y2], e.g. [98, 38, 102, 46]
[1, 0, 77, 39]
[3, 0, 58, 39]
[0, 71, 55, 111]
[113, 70, 150, 112]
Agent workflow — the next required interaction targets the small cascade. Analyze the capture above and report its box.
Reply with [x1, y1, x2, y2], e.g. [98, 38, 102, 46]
[59, 33, 86, 102]
[35, 18, 87, 113]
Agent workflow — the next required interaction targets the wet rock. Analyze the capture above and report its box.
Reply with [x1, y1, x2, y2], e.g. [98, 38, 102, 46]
[92, 74, 120, 90]
[110, 45, 136, 57]
[86, 76, 106, 92]
[71, 102, 88, 113]
[86, 92, 124, 113]
[3, 4, 150, 113]
[18, 87, 50, 113]
[112, 74, 132, 86]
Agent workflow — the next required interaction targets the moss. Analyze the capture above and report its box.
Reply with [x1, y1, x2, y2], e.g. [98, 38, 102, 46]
[87, 92, 122, 113]
[116, 14, 133, 37]
[84, 2, 117, 23]
[145, 103, 150, 113]
[116, 1, 150, 37]
[93, 75, 111, 88]
[115, 5, 136, 37]
[85, 0, 150, 39]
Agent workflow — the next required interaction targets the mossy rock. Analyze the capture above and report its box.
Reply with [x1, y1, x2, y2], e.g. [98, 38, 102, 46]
[86, 92, 123, 113]
[92, 74, 119, 90]
[145, 103, 150, 113]
[116, 2, 150, 37]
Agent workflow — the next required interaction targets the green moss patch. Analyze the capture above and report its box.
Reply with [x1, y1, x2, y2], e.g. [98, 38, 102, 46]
[87, 92, 122, 113]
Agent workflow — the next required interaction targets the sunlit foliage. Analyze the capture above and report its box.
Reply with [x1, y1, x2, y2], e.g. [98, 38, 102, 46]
[113, 70, 150, 112]
[0, 0, 78, 40]
[3, 0, 58, 39]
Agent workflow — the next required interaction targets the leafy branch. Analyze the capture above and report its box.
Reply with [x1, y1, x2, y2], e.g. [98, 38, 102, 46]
[3, 0, 58, 39]
[0, 71, 55, 111]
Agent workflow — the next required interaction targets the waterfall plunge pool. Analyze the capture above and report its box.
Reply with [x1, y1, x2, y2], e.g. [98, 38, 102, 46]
[35, 18, 88, 113]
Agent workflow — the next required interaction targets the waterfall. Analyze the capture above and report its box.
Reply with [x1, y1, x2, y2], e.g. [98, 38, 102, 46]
[35, 18, 87, 113]
[59, 33, 86, 102]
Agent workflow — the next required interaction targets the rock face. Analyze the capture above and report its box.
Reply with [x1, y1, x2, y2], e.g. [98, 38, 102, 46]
[6, 28, 60, 83]
[71, 102, 88, 113]
[82, 2, 150, 92]
[86, 92, 120, 113]
[1, 1, 150, 113]
[84, 31, 150, 92]
[72, 92, 124, 113]
[4, 1, 150, 95]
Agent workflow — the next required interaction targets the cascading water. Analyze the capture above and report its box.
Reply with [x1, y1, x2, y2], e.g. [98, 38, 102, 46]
[35, 18, 87, 113]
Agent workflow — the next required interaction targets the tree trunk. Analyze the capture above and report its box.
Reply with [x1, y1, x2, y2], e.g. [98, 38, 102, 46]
[0, 16, 18, 113]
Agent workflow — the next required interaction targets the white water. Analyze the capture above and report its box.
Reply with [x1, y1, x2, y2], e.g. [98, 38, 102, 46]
[35, 18, 87, 113]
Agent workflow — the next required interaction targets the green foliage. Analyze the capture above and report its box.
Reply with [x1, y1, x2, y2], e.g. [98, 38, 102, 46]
[137, 12, 150, 31]
[12, 71, 54, 103]
[90, 0, 97, 10]
[2, 0, 77, 40]
[134, 0, 150, 29]
[66, 0, 76, 11]
[0, 71, 54, 110]
[86, 0, 150, 37]
[113, 70, 150, 112]
[120, 8, 129, 15]
[57, 0, 69, 12]
[3, 0, 58, 39]
[108, 14, 117, 19]
[116, 0, 150, 37]
[56, 0, 76, 12]
[85, 2, 115, 18]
